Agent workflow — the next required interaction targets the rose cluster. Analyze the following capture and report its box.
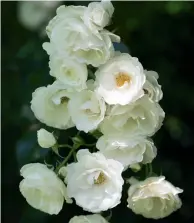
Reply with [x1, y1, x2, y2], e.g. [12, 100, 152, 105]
[19, 1, 183, 221]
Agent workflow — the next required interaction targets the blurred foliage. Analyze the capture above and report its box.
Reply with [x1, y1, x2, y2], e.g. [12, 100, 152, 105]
[2, 1, 194, 223]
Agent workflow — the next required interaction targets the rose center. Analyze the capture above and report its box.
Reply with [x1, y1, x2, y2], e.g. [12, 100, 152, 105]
[66, 69, 74, 78]
[115, 72, 131, 87]
[61, 97, 69, 104]
[94, 172, 106, 185]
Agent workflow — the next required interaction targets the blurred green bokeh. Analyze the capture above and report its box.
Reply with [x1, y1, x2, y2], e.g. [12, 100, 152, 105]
[2, 1, 194, 223]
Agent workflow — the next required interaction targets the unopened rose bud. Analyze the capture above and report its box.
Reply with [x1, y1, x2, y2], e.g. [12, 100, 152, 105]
[37, 128, 56, 148]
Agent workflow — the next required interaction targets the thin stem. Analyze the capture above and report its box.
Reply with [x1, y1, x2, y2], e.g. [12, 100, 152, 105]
[58, 144, 73, 149]
[149, 163, 153, 176]
[145, 164, 149, 177]
[73, 150, 77, 162]
[55, 145, 78, 173]
[92, 146, 96, 153]
[106, 209, 112, 222]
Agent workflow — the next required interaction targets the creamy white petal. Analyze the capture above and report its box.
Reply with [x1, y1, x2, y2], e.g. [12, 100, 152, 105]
[127, 176, 183, 219]
[66, 150, 124, 213]
[18, 1, 61, 31]
[100, 95, 165, 137]
[37, 128, 56, 148]
[31, 81, 74, 129]
[95, 53, 145, 105]
[44, 4, 118, 67]
[69, 214, 108, 223]
[19, 163, 71, 215]
[143, 70, 163, 102]
[96, 135, 157, 167]
[68, 90, 106, 133]
[49, 54, 87, 91]
[83, 0, 114, 32]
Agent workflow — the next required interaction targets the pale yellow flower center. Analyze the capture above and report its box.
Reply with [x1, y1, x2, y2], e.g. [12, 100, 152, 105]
[94, 172, 106, 185]
[115, 72, 131, 87]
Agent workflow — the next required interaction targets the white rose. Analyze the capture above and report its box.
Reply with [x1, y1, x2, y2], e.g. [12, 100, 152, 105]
[68, 90, 106, 133]
[49, 54, 87, 91]
[127, 176, 183, 219]
[31, 81, 74, 129]
[100, 95, 165, 137]
[43, 5, 119, 67]
[17, 1, 61, 31]
[69, 214, 108, 223]
[19, 163, 72, 215]
[96, 135, 157, 167]
[143, 70, 163, 102]
[66, 149, 124, 213]
[95, 53, 146, 105]
[83, 0, 114, 32]
[37, 128, 56, 148]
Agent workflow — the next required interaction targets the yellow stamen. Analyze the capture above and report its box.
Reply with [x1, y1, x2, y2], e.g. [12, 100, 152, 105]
[115, 72, 131, 87]
[94, 172, 106, 185]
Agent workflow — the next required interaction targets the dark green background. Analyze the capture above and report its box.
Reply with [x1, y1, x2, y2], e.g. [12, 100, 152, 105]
[2, 1, 194, 223]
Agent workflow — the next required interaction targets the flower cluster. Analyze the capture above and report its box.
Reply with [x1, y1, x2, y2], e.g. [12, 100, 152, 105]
[19, 1, 183, 221]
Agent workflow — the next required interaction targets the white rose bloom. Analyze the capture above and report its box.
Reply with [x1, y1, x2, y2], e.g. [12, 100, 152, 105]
[49, 54, 87, 91]
[19, 163, 72, 215]
[95, 53, 146, 105]
[96, 135, 157, 167]
[43, 5, 119, 67]
[68, 90, 106, 133]
[100, 95, 165, 137]
[66, 149, 124, 213]
[69, 214, 108, 223]
[31, 81, 74, 129]
[127, 176, 183, 219]
[143, 70, 163, 102]
[83, 0, 114, 32]
[37, 128, 56, 148]
[17, 1, 61, 31]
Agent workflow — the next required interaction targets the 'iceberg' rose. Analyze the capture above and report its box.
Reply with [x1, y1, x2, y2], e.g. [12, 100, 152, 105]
[31, 81, 74, 129]
[100, 95, 165, 137]
[19, 163, 71, 215]
[37, 128, 56, 148]
[69, 214, 108, 223]
[66, 149, 124, 213]
[83, 0, 114, 32]
[143, 70, 163, 102]
[18, 1, 61, 31]
[96, 135, 157, 167]
[95, 53, 146, 105]
[44, 5, 119, 67]
[68, 90, 106, 133]
[127, 176, 183, 219]
[49, 54, 87, 91]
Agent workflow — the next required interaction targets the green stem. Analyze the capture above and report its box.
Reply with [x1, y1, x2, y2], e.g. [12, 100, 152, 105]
[145, 164, 149, 177]
[149, 163, 153, 176]
[73, 150, 77, 162]
[58, 144, 73, 149]
[106, 209, 112, 222]
[92, 146, 96, 153]
[55, 145, 79, 173]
